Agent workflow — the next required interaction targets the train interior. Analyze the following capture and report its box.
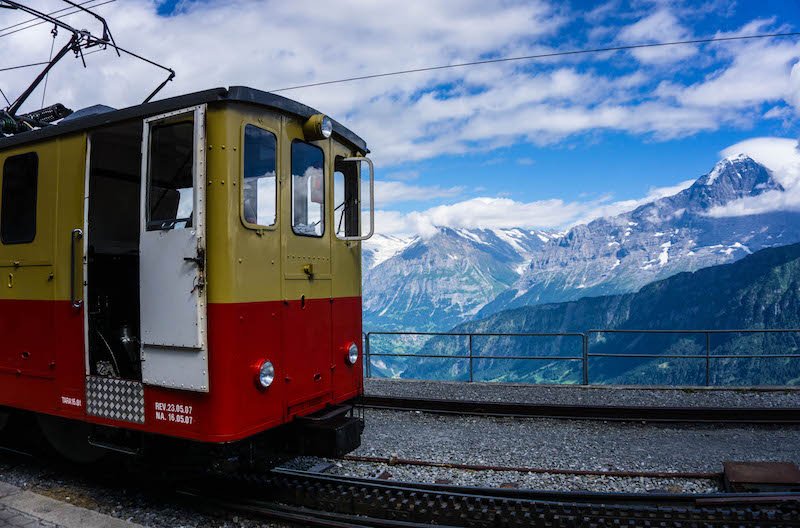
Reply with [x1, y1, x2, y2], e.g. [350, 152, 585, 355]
[86, 121, 143, 381]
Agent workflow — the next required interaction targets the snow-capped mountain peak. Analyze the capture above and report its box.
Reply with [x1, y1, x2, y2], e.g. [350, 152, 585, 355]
[478, 155, 797, 318]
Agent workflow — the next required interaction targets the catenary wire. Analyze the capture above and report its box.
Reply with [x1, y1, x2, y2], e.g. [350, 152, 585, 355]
[0, 0, 117, 39]
[0, 0, 99, 34]
[268, 31, 800, 92]
[0, 61, 49, 72]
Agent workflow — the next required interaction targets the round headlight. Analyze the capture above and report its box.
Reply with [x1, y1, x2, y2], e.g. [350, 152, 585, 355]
[303, 114, 333, 140]
[258, 360, 275, 388]
[346, 342, 359, 365]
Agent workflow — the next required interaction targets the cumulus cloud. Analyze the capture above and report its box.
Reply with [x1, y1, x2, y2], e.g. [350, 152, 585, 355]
[373, 180, 463, 206]
[1, 1, 797, 167]
[374, 179, 697, 237]
[617, 9, 696, 64]
[790, 61, 800, 113]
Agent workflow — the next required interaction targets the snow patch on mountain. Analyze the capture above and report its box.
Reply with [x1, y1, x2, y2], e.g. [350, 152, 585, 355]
[363, 234, 415, 269]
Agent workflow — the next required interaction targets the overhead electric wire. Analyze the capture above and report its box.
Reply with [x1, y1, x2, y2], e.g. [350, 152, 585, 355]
[0, 0, 117, 39]
[0, 61, 49, 72]
[269, 31, 800, 92]
[0, 0, 97, 34]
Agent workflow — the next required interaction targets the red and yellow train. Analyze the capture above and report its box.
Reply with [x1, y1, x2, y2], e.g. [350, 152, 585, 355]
[0, 86, 373, 464]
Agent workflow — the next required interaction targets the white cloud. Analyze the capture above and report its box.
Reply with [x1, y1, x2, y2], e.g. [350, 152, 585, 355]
[0, 1, 797, 168]
[676, 39, 800, 109]
[373, 181, 462, 206]
[617, 9, 696, 64]
[790, 61, 800, 113]
[375, 178, 696, 237]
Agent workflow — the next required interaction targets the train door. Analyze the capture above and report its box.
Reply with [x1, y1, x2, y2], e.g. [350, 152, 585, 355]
[281, 127, 333, 413]
[0, 147, 60, 395]
[139, 105, 209, 392]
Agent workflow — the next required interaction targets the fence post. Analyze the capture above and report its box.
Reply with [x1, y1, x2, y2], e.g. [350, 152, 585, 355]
[365, 333, 372, 379]
[582, 333, 589, 385]
[705, 332, 711, 387]
[468, 334, 474, 383]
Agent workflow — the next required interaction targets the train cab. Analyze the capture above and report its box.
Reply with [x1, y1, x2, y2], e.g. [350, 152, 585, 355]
[0, 87, 373, 464]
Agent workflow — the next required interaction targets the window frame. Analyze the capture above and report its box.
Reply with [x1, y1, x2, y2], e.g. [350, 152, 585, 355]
[240, 122, 279, 231]
[1, 152, 39, 245]
[290, 139, 326, 238]
[144, 115, 196, 232]
[333, 155, 361, 239]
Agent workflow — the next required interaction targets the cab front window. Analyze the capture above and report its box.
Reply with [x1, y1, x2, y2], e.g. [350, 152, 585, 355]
[291, 141, 325, 237]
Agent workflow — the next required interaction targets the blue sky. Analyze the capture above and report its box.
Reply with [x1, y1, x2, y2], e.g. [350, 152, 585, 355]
[3, 0, 799, 236]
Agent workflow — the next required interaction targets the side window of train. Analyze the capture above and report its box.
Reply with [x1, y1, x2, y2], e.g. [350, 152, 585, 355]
[146, 120, 194, 231]
[291, 141, 325, 237]
[242, 125, 277, 228]
[334, 157, 359, 238]
[1, 152, 38, 245]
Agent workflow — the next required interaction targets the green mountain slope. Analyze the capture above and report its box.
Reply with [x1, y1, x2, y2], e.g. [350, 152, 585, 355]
[390, 242, 800, 385]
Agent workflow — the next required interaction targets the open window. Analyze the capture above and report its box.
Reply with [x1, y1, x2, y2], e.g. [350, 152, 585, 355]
[146, 119, 195, 231]
[334, 156, 359, 238]
[333, 156, 374, 241]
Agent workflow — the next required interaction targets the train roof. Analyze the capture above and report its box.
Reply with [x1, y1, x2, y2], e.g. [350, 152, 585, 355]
[0, 86, 369, 153]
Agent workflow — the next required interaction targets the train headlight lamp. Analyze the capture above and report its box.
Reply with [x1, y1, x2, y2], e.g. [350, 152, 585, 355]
[303, 114, 333, 140]
[258, 360, 275, 388]
[346, 342, 359, 366]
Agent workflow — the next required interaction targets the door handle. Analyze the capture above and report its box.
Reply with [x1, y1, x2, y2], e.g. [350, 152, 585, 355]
[70, 229, 83, 308]
[183, 246, 205, 271]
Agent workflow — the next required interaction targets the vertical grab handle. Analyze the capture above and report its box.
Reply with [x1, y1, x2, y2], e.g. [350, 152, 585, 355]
[71, 228, 83, 308]
[339, 156, 375, 241]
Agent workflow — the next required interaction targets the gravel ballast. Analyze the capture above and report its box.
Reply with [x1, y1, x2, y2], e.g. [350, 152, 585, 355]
[366, 378, 800, 408]
[278, 406, 800, 494]
[351, 409, 800, 474]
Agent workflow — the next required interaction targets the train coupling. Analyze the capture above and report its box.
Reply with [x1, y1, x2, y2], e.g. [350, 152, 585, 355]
[289, 404, 364, 458]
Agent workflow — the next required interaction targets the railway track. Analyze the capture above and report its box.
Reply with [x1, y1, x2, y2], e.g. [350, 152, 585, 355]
[341, 453, 721, 480]
[191, 468, 800, 527]
[360, 394, 800, 423]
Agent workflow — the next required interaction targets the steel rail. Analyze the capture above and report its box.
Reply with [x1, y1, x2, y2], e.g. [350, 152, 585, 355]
[342, 454, 721, 480]
[199, 468, 800, 527]
[360, 394, 800, 423]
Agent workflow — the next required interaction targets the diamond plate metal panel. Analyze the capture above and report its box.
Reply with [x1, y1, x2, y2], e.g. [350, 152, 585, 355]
[85, 376, 145, 424]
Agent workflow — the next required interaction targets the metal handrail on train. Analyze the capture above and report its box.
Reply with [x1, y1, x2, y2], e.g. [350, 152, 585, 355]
[363, 329, 800, 386]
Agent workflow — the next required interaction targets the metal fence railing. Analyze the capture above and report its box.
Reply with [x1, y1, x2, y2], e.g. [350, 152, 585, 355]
[364, 329, 800, 386]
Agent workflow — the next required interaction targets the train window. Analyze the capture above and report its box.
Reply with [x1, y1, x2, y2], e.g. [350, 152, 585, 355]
[334, 157, 359, 238]
[242, 125, 277, 227]
[146, 120, 194, 231]
[291, 141, 325, 237]
[1, 152, 38, 245]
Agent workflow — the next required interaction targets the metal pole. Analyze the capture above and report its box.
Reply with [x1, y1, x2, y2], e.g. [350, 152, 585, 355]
[365, 333, 372, 378]
[468, 334, 474, 382]
[705, 332, 711, 386]
[585, 334, 590, 385]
